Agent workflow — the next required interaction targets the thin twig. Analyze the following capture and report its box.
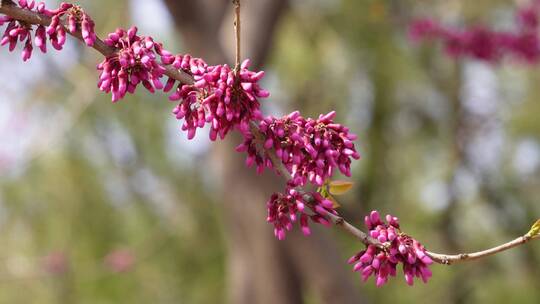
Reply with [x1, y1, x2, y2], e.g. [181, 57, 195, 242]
[233, 0, 241, 71]
[427, 234, 540, 265]
[1, 3, 538, 265]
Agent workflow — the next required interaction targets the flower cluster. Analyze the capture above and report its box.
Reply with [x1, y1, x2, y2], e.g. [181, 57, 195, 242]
[409, 1, 540, 63]
[1, 1, 47, 61]
[169, 58, 269, 140]
[47, 2, 96, 47]
[266, 188, 336, 240]
[98, 26, 172, 102]
[0, 1, 96, 61]
[237, 111, 360, 187]
[348, 211, 433, 287]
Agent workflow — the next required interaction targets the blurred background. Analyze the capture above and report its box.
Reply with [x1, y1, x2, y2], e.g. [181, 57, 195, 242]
[0, 0, 539, 303]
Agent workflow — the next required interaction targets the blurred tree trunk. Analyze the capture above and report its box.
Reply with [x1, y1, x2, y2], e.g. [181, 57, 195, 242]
[163, 1, 364, 303]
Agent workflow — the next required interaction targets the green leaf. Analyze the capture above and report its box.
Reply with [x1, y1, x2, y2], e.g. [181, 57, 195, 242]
[328, 180, 354, 195]
[526, 219, 540, 238]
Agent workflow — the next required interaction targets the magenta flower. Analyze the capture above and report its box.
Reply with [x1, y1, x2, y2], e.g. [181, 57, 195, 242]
[408, 18, 440, 42]
[169, 58, 268, 140]
[46, 2, 97, 47]
[348, 211, 433, 287]
[517, 4, 540, 31]
[1, 18, 33, 61]
[104, 249, 135, 273]
[97, 27, 170, 101]
[410, 2, 540, 63]
[266, 187, 336, 240]
[237, 111, 360, 187]
[0, 1, 95, 61]
[0, 0, 49, 61]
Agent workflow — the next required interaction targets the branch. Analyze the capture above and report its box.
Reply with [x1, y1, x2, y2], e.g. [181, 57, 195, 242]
[248, 121, 384, 249]
[0, 3, 194, 85]
[427, 234, 540, 265]
[1, 2, 538, 267]
[233, 0, 241, 70]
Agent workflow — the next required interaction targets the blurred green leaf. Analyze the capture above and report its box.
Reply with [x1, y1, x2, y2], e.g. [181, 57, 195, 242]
[328, 180, 354, 196]
[526, 220, 540, 238]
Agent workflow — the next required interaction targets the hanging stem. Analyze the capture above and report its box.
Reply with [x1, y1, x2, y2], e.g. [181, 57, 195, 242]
[233, 0, 241, 72]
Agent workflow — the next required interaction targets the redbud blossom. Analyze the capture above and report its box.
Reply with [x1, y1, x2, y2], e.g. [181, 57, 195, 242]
[46, 3, 97, 47]
[1, 1, 96, 61]
[410, 2, 540, 63]
[169, 58, 268, 141]
[266, 188, 336, 240]
[237, 111, 360, 187]
[348, 211, 433, 287]
[98, 27, 170, 102]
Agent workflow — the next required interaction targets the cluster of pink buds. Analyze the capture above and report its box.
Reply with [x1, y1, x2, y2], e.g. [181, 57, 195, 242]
[98, 26, 172, 102]
[169, 58, 269, 140]
[517, 1, 540, 30]
[237, 111, 360, 187]
[0, 1, 96, 61]
[46, 2, 96, 47]
[348, 211, 433, 287]
[409, 1, 540, 63]
[1, 1, 48, 61]
[266, 188, 336, 240]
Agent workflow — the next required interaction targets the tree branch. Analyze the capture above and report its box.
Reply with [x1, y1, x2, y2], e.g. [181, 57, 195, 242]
[219, 0, 287, 68]
[0, 3, 194, 85]
[233, 0, 241, 70]
[1, 2, 538, 266]
[427, 234, 540, 265]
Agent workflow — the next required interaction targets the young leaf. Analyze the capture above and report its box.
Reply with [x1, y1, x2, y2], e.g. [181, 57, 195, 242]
[526, 219, 540, 238]
[328, 180, 354, 195]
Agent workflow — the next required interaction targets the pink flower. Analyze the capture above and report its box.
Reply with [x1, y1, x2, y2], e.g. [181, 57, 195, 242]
[46, 3, 97, 47]
[266, 187, 335, 240]
[0, 1, 94, 61]
[408, 18, 440, 42]
[43, 251, 69, 275]
[0, 0, 47, 61]
[410, 2, 540, 64]
[517, 5, 540, 31]
[1, 19, 33, 61]
[462, 27, 500, 62]
[508, 32, 540, 62]
[97, 27, 170, 101]
[237, 111, 360, 187]
[104, 249, 135, 273]
[348, 211, 433, 287]
[169, 58, 268, 140]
